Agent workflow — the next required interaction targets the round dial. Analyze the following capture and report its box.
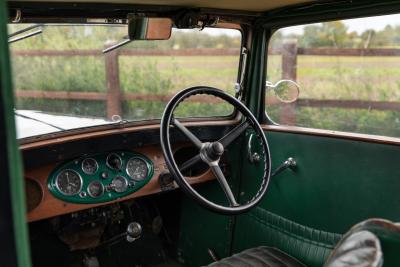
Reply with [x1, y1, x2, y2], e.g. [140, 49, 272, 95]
[111, 176, 128, 193]
[87, 181, 104, 198]
[55, 170, 82, 196]
[126, 158, 149, 181]
[106, 153, 123, 171]
[81, 158, 98, 175]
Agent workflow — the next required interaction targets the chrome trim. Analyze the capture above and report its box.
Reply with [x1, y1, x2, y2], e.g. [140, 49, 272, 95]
[81, 157, 99, 175]
[55, 169, 83, 196]
[87, 181, 104, 198]
[111, 176, 128, 193]
[125, 157, 149, 181]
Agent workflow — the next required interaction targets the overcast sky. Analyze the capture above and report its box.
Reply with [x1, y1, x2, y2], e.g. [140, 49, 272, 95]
[182, 14, 400, 37]
[281, 14, 400, 35]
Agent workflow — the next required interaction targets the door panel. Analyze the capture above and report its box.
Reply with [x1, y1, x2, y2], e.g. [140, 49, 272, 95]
[233, 129, 400, 266]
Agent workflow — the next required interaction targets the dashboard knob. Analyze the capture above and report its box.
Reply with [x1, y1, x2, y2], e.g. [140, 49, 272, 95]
[126, 222, 142, 242]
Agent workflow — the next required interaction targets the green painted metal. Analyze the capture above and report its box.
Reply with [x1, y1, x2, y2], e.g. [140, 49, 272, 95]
[0, 3, 32, 267]
[244, 27, 267, 119]
[177, 136, 246, 267]
[48, 151, 153, 204]
[231, 130, 400, 266]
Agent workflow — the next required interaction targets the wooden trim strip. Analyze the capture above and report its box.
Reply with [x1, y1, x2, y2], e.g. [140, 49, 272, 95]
[20, 120, 238, 151]
[263, 125, 400, 145]
[268, 48, 400, 57]
[15, 90, 225, 103]
[12, 48, 240, 57]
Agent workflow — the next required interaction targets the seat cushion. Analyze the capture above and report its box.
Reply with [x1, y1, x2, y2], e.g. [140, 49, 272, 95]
[323, 230, 382, 267]
[206, 246, 306, 267]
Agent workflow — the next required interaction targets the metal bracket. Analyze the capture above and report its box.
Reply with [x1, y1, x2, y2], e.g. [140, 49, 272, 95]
[247, 133, 260, 164]
[271, 157, 296, 178]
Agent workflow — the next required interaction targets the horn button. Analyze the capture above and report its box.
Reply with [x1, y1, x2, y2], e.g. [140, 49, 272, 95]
[200, 142, 224, 164]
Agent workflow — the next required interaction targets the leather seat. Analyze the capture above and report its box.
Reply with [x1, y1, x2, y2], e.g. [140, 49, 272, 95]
[206, 246, 306, 267]
[207, 218, 395, 267]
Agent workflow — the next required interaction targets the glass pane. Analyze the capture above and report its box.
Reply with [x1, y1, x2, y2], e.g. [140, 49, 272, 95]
[266, 15, 400, 138]
[9, 24, 241, 138]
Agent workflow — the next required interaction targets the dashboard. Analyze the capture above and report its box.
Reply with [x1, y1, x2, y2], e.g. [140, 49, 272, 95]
[21, 121, 236, 222]
[48, 151, 153, 204]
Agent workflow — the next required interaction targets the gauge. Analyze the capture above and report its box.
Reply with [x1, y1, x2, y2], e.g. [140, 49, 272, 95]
[126, 158, 149, 181]
[87, 181, 104, 198]
[55, 169, 82, 196]
[81, 158, 98, 175]
[111, 176, 128, 193]
[106, 153, 122, 171]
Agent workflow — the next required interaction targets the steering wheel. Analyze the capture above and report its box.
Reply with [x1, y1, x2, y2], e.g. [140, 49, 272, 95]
[160, 86, 271, 215]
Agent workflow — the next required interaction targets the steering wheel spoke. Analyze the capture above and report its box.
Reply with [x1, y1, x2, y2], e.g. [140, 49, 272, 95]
[173, 118, 203, 149]
[210, 163, 238, 206]
[179, 154, 202, 173]
[219, 120, 250, 148]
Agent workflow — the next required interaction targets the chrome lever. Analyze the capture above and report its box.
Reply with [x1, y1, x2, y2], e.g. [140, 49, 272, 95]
[271, 157, 297, 178]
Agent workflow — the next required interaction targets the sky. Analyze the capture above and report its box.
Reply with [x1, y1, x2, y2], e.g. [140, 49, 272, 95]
[281, 14, 400, 35]
[195, 13, 400, 37]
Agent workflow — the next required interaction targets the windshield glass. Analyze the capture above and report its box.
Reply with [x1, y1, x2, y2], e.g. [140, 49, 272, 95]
[8, 24, 241, 139]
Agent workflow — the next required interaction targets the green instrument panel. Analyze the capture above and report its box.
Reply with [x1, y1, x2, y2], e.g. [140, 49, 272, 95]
[48, 151, 154, 204]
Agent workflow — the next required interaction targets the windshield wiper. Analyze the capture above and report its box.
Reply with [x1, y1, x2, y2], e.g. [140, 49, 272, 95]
[8, 24, 43, 44]
[14, 111, 65, 131]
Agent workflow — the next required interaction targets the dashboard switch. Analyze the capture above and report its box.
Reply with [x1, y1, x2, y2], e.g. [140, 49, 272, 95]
[126, 222, 142, 242]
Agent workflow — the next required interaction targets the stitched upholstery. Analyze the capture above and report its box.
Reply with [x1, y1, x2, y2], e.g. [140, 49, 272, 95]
[233, 207, 342, 267]
[206, 246, 306, 267]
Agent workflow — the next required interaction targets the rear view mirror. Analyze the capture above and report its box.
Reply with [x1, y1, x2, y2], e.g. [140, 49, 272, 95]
[128, 16, 172, 40]
[266, 80, 300, 103]
[103, 15, 172, 53]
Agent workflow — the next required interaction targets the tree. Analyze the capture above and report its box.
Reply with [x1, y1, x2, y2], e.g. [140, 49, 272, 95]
[298, 21, 355, 48]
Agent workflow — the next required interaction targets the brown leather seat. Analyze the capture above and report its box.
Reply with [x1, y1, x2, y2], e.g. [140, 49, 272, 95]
[206, 246, 306, 267]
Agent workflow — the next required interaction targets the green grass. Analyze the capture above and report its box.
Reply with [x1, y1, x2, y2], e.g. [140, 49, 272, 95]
[12, 54, 238, 120]
[12, 50, 400, 138]
[267, 55, 400, 137]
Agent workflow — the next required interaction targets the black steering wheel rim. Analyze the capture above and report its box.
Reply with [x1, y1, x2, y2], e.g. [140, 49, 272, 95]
[160, 86, 271, 215]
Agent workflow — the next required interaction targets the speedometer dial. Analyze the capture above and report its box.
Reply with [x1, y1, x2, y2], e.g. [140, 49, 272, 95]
[126, 158, 148, 181]
[55, 169, 82, 196]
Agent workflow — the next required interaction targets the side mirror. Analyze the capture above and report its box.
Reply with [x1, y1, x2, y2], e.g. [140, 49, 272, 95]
[128, 16, 172, 40]
[266, 80, 300, 103]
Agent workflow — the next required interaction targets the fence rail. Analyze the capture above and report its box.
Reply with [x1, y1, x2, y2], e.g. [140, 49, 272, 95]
[13, 47, 400, 121]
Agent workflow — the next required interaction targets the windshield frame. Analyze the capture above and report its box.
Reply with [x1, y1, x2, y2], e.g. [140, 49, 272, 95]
[9, 21, 245, 143]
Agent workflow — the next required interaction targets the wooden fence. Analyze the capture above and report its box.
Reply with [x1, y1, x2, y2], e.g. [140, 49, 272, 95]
[13, 46, 400, 121]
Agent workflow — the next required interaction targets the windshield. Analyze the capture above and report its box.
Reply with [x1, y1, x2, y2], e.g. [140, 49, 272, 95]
[8, 24, 241, 139]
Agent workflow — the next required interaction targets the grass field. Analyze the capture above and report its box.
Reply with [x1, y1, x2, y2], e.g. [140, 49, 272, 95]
[267, 55, 400, 137]
[11, 52, 400, 138]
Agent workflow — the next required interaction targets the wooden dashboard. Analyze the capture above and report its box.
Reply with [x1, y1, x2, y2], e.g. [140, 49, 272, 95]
[21, 121, 237, 223]
[25, 144, 214, 222]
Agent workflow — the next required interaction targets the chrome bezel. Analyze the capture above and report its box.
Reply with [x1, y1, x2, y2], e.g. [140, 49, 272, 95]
[81, 158, 99, 175]
[125, 157, 149, 181]
[87, 181, 104, 198]
[106, 153, 123, 170]
[111, 176, 128, 193]
[55, 169, 83, 196]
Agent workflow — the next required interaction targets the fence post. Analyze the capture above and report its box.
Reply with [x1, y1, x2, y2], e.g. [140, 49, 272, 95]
[105, 50, 122, 119]
[280, 42, 297, 125]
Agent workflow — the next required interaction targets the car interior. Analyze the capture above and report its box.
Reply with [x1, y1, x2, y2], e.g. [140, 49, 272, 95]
[2, 0, 400, 267]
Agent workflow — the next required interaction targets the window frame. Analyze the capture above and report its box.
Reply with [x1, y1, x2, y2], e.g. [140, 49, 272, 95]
[10, 22, 246, 143]
[261, 1, 400, 144]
